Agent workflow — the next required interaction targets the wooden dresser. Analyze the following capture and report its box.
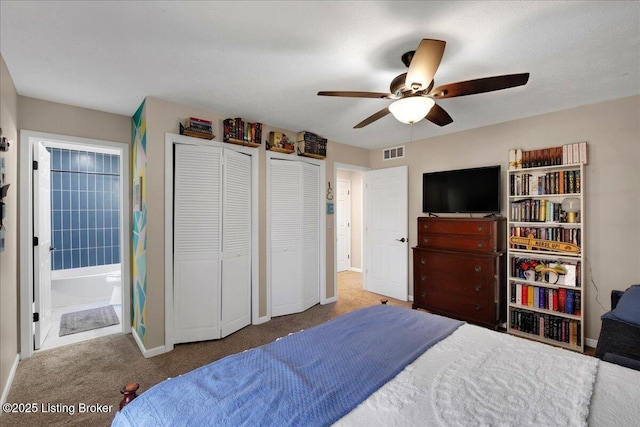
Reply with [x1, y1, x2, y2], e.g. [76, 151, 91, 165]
[412, 217, 506, 329]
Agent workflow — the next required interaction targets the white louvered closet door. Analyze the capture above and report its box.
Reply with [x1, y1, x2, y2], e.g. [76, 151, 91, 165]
[174, 144, 222, 343]
[270, 158, 320, 316]
[270, 158, 303, 317]
[302, 162, 320, 310]
[220, 149, 252, 337]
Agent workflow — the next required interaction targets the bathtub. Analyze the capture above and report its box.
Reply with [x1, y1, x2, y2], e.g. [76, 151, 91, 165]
[51, 264, 121, 308]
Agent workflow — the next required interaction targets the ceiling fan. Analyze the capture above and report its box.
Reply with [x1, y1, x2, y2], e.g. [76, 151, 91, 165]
[317, 39, 529, 128]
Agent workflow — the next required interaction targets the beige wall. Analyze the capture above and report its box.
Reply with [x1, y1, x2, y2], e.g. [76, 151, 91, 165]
[0, 55, 19, 403]
[369, 95, 640, 342]
[18, 97, 131, 144]
[143, 97, 371, 348]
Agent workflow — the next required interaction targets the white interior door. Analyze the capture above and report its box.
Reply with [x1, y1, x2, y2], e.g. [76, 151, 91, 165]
[363, 165, 408, 301]
[336, 178, 351, 272]
[33, 141, 52, 350]
[220, 149, 252, 337]
[174, 144, 222, 343]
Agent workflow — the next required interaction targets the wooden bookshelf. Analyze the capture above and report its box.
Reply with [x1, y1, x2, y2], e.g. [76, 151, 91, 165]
[225, 138, 260, 148]
[507, 157, 586, 352]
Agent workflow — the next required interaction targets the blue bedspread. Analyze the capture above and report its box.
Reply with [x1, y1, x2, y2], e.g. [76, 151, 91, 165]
[113, 305, 463, 427]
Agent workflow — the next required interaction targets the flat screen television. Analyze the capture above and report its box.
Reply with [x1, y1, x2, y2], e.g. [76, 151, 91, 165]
[422, 165, 501, 214]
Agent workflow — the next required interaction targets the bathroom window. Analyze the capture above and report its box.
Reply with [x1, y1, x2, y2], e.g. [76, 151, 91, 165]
[49, 147, 121, 270]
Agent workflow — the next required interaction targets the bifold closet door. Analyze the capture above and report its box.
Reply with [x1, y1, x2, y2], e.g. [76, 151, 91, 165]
[302, 162, 320, 310]
[173, 144, 222, 343]
[220, 149, 252, 337]
[270, 158, 320, 317]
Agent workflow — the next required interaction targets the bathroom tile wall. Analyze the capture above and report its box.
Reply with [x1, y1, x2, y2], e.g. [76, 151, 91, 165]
[49, 148, 121, 270]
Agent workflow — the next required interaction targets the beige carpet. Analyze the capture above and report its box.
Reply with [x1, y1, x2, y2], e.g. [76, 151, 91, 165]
[2, 272, 410, 426]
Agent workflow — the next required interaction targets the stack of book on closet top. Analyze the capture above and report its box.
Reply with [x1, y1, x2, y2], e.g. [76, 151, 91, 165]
[180, 117, 215, 140]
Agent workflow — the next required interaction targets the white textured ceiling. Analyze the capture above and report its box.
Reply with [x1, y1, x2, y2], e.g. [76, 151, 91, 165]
[1, 1, 639, 149]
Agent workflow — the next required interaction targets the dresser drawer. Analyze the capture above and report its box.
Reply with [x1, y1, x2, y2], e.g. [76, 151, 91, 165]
[417, 233, 497, 253]
[418, 218, 494, 236]
[416, 288, 494, 325]
[413, 250, 494, 277]
[414, 271, 491, 299]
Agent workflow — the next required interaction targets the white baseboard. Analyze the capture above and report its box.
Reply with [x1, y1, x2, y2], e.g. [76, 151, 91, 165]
[585, 337, 598, 349]
[323, 296, 337, 304]
[350, 267, 362, 273]
[0, 354, 20, 407]
[131, 328, 167, 358]
[253, 315, 271, 325]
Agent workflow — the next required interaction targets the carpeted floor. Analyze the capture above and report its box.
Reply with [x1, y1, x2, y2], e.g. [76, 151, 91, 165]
[2, 272, 409, 426]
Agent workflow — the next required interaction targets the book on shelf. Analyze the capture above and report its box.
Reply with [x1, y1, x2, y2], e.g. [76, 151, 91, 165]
[566, 289, 575, 315]
[223, 118, 262, 144]
[509, 142, 588, 169]
[510, 308, 581, 346]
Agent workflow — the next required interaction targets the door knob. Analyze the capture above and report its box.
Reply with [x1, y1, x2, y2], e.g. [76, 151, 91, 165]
[396, 237, 407, 243]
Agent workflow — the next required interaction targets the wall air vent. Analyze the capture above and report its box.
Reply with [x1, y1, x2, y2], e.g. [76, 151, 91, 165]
[382, 145, 405, 161]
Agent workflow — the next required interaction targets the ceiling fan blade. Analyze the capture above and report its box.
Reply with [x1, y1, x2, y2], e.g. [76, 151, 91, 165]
[431, 73, 530, 99]
[354, 107, 391, 128]
[425, 103, 453, 127]
[318, 91, 393, 99]
[405, 39, 446, 92]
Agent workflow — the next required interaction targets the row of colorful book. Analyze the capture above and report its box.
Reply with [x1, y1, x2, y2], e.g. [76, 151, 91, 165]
[508, 142, 588, 170]
[511, 283, 581, 315]
[509, 170, 581, 196]
[510, 309, 582, 346]
[509, 199, 565, 222]
[223, 118, 263, 145]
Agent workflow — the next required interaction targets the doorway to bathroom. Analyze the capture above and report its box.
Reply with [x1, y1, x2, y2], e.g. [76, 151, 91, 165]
[19, 131, 131, 358]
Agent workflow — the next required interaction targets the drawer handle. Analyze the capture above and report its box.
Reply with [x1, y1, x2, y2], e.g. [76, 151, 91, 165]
[477, 225, 484, 232]
[421, 275, 427, 281]
[423, 223, 429, 230]
[474, 265, 482, 272]
[423, 237, 430, 244]
[421, 258, 427, 265]
[477, 241, 484, 248]
[421, 291, 427, 298]
[475, 304, 482, 311]
[474, 285, 482, 292]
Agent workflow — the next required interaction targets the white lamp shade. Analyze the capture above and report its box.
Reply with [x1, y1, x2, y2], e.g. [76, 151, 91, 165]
[388, 96, 435, 124]
[561, 197, 580, 213]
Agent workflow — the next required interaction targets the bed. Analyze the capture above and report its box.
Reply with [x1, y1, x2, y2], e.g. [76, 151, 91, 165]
[113, 305, 640, 426]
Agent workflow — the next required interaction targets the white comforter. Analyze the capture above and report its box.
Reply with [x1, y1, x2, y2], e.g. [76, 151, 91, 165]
[336, 324, 640, 427]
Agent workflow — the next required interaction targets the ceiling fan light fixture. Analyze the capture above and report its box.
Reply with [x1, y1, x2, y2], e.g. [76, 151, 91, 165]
[388, 96, 435, 124]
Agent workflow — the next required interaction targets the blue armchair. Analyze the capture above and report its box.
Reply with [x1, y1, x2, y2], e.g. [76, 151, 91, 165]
[595, 285, 640, 370]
